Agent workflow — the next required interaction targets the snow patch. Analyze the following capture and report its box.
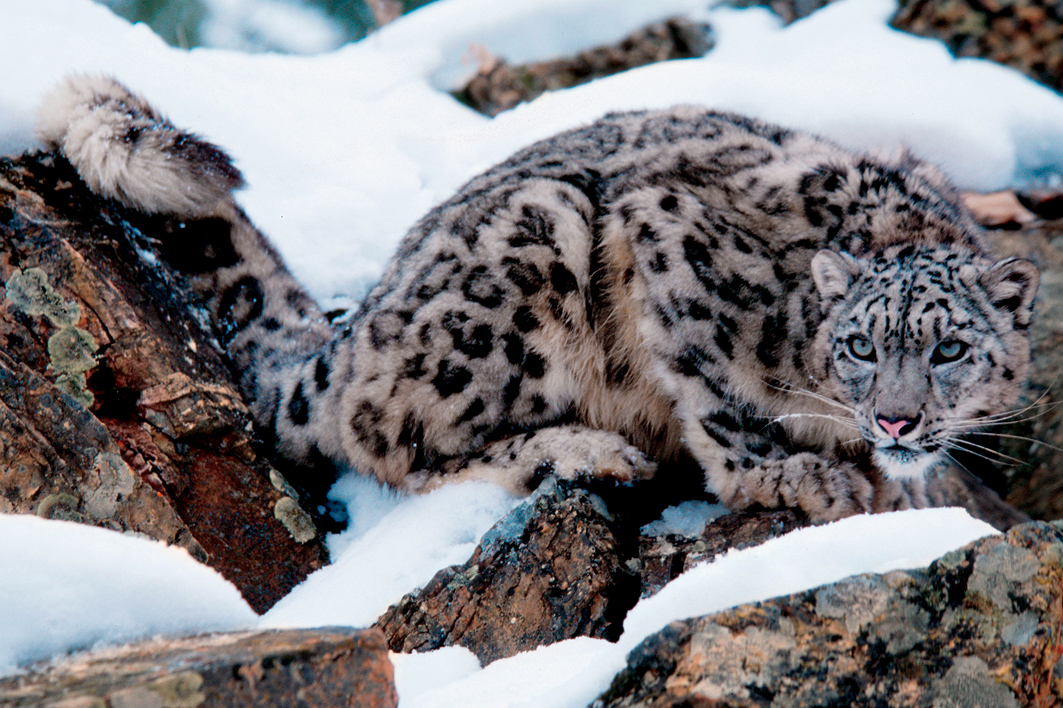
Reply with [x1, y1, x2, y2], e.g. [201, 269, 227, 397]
[0, 515, 255, 675]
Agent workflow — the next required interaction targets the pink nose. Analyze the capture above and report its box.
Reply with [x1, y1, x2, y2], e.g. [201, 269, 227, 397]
[878, 418, 910, 440]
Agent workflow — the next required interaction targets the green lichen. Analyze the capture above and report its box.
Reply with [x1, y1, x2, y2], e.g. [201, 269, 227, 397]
[274, 496, 317, 543]
[269, 468, 299, 499]
[147, 671, 206, 707]
[47, 325, 99, 373]
[4, 267, 98, 407]
[35, 493, 85, 522]
[5, 267, 80, 327]
[83, 452, 138, 520]
[446, 564, 480, 590]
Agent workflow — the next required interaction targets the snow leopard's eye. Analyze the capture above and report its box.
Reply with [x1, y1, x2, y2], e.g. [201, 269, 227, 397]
[846, 335, 876, 362]
[931, 340, 968, 365]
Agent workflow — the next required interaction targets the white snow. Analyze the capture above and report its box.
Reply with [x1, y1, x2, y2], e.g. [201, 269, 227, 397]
[0, 514, 256, 675]
[640, 500, 729, 538]
[0, 0, 1053, 702]
[198, 0, 347, 54]
[260, 480, 518, 629]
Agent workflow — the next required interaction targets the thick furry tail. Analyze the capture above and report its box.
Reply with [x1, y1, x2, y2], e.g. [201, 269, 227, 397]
[37, 74, 244, 218]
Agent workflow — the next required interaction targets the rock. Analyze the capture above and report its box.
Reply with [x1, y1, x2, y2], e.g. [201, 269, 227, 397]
[638, 510, 804, 598]
[0, 628, 397, 708]
[738, 0, 1063, 92]
[455, 17, 713, 116]
[0, 150, 329, 613]
[977, 223, 1063, 521]
[377, 469, 1024, 666]
[636, 473, 1028, 602]
[963, 190, 1040, 229]
[892, 0, 1063, 92]
[727, 0, 837, 24]
[375, 480, 641, 664]
[1020, 189, 1063, 222]
[594, 521, 1063, 707]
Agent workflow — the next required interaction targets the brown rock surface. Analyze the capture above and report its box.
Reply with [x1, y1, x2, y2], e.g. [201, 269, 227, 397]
[0, 151, 328, 613]
[0, 628, 397, 708]
[594, 520, 1063, 707]
[375, 481, 640, 664]
[975, 220, 1063, 521]
[892, 0, 1063, 91]
[455, 17, 713, 116]
[732, 0, 1063, 92]
[728, 0, 836, 24]
[638, 510, 804, 598]
[377, 470, 1026, 667]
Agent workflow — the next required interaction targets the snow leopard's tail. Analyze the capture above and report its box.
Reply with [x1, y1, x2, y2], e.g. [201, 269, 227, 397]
[37, 74, 244, 218]
[37, 74, 341, 485]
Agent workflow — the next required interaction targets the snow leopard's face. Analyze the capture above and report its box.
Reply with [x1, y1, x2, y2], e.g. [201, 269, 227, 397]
[810, 244, 1038, 479]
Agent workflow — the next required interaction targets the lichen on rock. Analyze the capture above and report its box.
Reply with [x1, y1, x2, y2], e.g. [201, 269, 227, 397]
[4, 266, 98, 406]
[274, 496, 317, 544]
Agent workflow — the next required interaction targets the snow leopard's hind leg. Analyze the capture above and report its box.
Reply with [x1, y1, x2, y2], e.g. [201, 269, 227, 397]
[38, 74, 344, 507]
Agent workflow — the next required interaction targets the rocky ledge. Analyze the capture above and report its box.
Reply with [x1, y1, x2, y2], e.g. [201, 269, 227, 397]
[4, 1, 1063, 705]
[597, 521, 1063, 707]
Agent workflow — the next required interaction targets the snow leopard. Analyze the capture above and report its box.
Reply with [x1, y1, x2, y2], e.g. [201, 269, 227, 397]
[36, 74, 1038, 522]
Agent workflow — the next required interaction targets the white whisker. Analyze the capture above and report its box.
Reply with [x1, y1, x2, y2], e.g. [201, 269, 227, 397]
[941, 438, 1027, 467]
[940, 449, 976, 478]
[765, 379, 858, 416]
[771, 412, 859, 429]
[939, 441, 1013, 468]
[953, 392, 1061, 429]
[963, 430, 1063, 455]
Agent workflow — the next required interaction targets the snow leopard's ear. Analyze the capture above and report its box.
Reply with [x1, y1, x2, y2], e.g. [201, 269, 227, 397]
[811, 250, 860, 301]
[979, 257, 1039, 325]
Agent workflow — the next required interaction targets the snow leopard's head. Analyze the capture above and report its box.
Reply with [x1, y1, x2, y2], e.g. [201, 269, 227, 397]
[810, 243, 1038, 479]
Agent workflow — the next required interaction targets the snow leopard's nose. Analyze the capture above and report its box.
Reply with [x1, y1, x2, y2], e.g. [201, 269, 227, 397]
[876, 413, 921, 440]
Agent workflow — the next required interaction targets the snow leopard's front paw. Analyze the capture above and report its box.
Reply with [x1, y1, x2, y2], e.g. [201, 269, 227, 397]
[427, 424, 657, 495]
[527, 426, 657, 485]
[727, 452, 875, 523]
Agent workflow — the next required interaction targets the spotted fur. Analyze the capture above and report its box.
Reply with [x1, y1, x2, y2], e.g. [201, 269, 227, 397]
[38, 74, 1038, 521]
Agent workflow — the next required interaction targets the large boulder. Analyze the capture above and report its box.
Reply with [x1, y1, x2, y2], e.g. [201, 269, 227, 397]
[376, 481, 640, 664]
[594, 521, 1063, 707]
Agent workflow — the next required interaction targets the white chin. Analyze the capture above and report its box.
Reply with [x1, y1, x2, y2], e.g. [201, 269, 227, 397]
[874, 448, 940, 479]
